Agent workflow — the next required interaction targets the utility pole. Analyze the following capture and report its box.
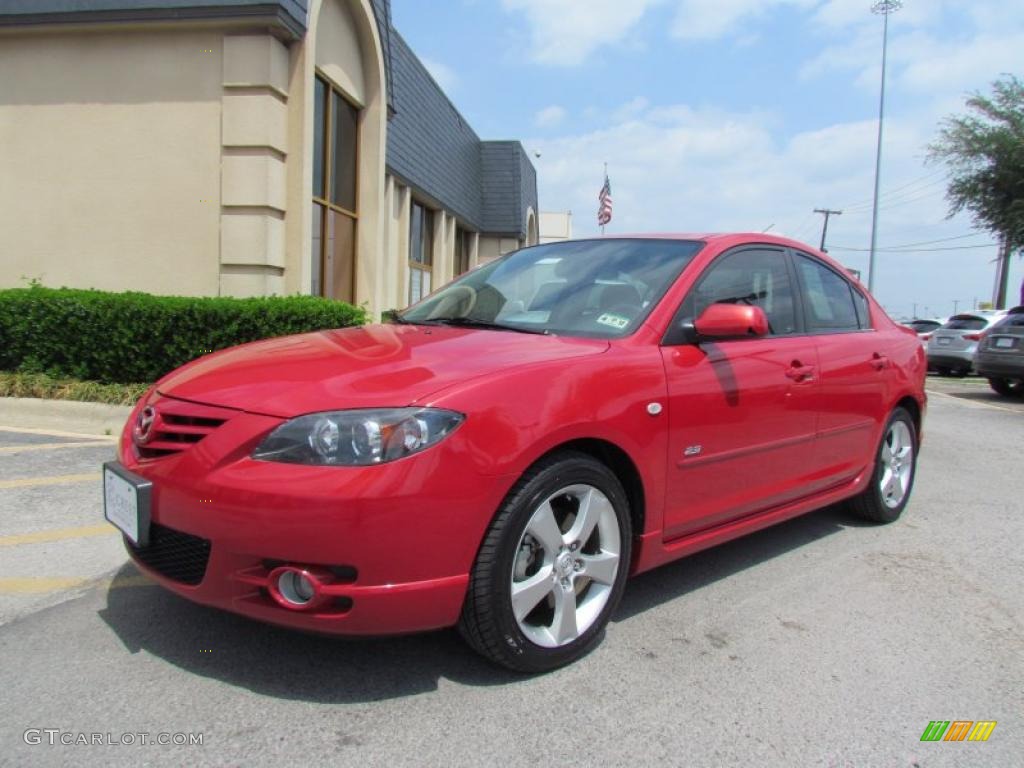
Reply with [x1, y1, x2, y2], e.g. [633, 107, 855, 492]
[813, 208, 842, 252]
[867, 0, 902, 293]
[952, 299, 960, 314]
[993, 236, 1011, 309]
[912, 302, 917, 318]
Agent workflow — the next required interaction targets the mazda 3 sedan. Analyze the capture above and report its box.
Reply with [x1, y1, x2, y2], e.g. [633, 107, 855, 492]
[104, 234, 926, 672]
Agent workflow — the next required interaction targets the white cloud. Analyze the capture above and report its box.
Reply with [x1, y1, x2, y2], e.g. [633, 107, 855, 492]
[418, 56, 458, 93]
[501, 0, 658, 66]
[670, 0, 816, 42]
[534, 105, 567, 127]
[802, 0, 1024, 97]
[530, 97, 999, 317]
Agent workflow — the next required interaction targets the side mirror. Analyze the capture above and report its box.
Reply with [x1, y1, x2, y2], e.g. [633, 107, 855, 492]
[693, 303, 769, 339]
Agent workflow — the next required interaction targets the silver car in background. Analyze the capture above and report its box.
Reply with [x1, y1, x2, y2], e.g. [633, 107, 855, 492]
[904, 318, 946, 348]
[974, 307, 1024, 396]
[926, 310, 1007, 376]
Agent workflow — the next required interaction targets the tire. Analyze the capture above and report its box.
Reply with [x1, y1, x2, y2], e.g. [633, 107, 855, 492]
[848, 408, 918, 524]
[458, 451, 632, 673]
[935, 366, 951, 376]
[988, 377, 1024, 397]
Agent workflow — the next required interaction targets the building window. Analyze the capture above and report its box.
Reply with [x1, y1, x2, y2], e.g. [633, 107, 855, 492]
[454, 226, 471, 276]
[312, 75, 359, 301]
[409, 201, 434, 304]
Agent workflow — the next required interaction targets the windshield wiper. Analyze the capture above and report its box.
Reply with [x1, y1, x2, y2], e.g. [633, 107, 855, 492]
[423, 317, 550, 335]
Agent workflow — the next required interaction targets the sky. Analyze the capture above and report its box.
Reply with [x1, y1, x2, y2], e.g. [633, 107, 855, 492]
[391, 0, 1024, 320]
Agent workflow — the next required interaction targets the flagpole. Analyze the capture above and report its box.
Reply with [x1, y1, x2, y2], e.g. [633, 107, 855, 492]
[601, 162, 607, 236]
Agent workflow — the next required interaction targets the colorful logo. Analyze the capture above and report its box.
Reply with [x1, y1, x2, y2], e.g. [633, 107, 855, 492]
[920, 721, 997, 742]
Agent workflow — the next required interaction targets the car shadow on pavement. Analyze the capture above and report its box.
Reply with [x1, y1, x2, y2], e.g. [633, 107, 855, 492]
[614, 503, 867, 622]
[98, 503, 868, 702]
[98, 569, 513, 702]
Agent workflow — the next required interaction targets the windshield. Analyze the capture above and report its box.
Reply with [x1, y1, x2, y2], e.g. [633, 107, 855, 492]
[400, 238, 703, 339]
[907, 320, 940, 333]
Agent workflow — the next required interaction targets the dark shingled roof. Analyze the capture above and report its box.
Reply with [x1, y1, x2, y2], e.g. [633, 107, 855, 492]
[0, 1, 309, 37]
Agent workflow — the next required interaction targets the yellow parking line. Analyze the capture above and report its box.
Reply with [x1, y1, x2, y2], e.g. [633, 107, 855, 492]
[0, 425, 119, 442]
[0, 574, 153, 594]
[926, 389, 1024, 415]
[0, 473, 99, 490]
[0, 441, 112, 454]
[0, 577, 89, 593]
[0, 524, 117, 547]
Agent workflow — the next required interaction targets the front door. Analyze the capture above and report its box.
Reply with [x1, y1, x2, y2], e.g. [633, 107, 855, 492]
[659, 247, 820, 540]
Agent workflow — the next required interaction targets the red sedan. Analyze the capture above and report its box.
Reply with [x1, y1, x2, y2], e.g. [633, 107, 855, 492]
[103, 234, 926, 672]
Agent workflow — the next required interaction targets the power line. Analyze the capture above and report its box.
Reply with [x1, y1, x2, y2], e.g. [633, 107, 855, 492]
[841, 172, 948, 212]
[876, 232, 989, 249]
[828, 243, 997, 253]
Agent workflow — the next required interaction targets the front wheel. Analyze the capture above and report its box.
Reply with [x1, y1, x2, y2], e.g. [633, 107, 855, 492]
[459, 452, 632, 673]
[848, 408, 918, 523]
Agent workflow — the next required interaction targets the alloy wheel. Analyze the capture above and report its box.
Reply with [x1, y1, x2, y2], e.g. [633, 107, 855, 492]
[879, 420, 914, 509]
[510, 484, 621, 648]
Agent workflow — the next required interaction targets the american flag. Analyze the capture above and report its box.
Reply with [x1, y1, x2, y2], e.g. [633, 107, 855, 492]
[597, 174, 613, 226]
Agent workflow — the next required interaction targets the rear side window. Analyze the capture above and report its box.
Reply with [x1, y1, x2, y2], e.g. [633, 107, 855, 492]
[943, 315, 987, 331]
[680, 248, 797, 335]
[794, 254, 861, 333]
[852, 288, 872, 329]
[992, 311, 1024, 329]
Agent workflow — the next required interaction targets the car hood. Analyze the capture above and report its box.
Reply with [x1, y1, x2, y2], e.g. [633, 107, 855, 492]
[156, 323, 609, 418]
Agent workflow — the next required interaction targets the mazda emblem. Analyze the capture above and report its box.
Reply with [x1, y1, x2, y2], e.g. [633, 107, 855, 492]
[134, 405, 157, 445]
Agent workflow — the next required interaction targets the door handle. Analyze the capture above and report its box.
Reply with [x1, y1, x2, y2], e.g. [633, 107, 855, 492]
[870, 353, 890, 371]
[785, 363, 815, 382]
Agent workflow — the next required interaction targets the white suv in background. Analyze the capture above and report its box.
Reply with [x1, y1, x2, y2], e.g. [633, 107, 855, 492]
[926, 310, 1008, 376]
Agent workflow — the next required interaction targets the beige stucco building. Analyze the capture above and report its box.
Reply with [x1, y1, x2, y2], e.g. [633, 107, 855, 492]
[0, 0, 539, 318]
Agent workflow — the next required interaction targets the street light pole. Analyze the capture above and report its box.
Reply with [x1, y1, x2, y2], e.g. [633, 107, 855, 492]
[867, 0, 902, 293]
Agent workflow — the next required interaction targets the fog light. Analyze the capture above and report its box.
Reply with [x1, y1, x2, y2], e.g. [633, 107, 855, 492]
[267, 566, 331, 611]
[278, 571, 315, 605]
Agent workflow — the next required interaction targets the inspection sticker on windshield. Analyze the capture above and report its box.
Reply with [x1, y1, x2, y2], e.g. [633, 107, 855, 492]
[596, 313, 629, 329]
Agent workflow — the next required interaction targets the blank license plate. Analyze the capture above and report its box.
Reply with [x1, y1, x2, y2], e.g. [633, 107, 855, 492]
[937, 337, 951, 345]
[103, 462, 152, 546]
[995, 337, 1015, 348]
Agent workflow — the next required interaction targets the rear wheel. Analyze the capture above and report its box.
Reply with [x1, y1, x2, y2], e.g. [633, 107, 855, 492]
[849, 408, 918, 524]
[459, 452, 631, 673]
[988, 377, 1024, 397]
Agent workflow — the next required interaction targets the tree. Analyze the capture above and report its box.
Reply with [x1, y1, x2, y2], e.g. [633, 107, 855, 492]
[928, 75, 1024, 308]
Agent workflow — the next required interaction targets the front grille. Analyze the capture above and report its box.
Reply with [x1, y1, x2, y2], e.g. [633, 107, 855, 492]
[135, 397, 235, 459]
[127, 523, 211, 586]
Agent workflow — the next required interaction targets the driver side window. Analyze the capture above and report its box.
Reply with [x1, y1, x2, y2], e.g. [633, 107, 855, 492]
[681, 248, 797, 335]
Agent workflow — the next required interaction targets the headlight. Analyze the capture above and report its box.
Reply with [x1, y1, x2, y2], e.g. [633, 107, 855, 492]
[252, 408, 464, 466]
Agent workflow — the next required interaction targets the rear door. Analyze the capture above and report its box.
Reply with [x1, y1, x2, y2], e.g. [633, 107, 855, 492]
[791, 252, 887, 487]
[659, 246, 820, 540]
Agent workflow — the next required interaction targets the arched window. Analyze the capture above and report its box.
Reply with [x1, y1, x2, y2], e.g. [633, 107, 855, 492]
[311, 74, 359, 301]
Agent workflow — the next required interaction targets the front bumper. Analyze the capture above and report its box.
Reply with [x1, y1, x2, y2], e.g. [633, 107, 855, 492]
[117, 402, 514, 636]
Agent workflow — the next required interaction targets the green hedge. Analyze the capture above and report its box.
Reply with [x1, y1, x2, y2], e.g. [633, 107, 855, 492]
[0, 286, 367, 384]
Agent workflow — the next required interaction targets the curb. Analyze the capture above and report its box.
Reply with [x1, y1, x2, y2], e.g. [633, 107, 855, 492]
[0, 397, 132, 437]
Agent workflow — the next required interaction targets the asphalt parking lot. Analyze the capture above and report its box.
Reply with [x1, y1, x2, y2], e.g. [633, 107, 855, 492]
[0, 381, 1021, 767]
